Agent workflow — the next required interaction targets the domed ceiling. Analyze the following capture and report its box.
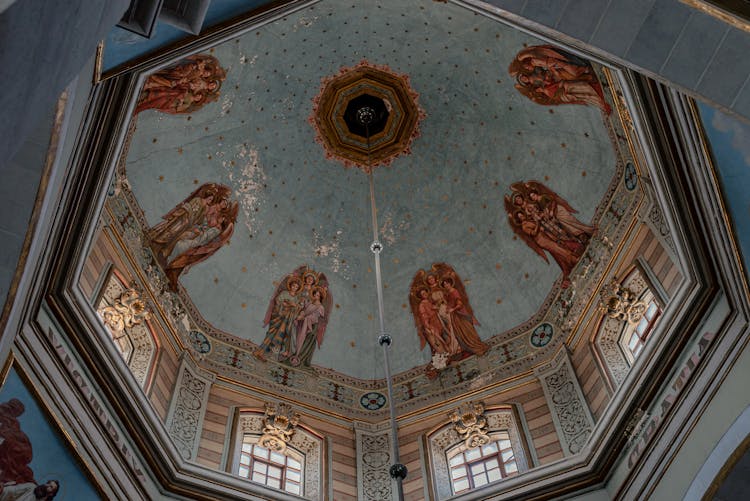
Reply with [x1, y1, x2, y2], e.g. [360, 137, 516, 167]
[107, 0, 641, 415]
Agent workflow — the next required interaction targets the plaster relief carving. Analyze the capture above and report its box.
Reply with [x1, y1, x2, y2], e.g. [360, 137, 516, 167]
[98, 288, 150, 332]
[599, 279, 647, 324]
[355, 424, 393, 501]
[236, 409, 322, 501]
[429, 407, 530, 500]
[96, 279, 155, 386]
[259, 402, 300, 453]
[536, 351, 595, 455]
[449, 401, 490, 448]
[166, 357, 214, 460]
[598, 270, 648, 386]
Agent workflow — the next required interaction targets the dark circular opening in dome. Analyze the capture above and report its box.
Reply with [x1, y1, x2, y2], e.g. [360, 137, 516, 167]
[343, 94, 390, 138]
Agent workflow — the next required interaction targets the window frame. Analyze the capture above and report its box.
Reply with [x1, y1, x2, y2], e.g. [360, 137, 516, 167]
[237, 439, 304, 495]
[619, 292, 661, 364]
[593, 264, 667, 389]
[446, 432, 520, 495]
[94, 267, 158, 389]
[427, 406, 532, 500]
[229, 409, 324, 501]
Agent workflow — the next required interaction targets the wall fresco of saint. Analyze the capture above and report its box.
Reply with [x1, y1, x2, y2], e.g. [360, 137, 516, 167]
[0, 366, 100, 500]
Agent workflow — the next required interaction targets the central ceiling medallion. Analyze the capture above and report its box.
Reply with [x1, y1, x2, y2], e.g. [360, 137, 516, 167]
[310, 60, 424, 172]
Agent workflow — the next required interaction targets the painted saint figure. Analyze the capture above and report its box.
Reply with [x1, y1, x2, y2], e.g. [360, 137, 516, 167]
[409, 263, 488, 370]
[441, 277, 488, 357]
[508, 44, 611, 114]
[255, 266, 332, 367]
[135, 54, 227, 115]
[505, 181, 596, 288]
[290, 286, 329, 367]
[416, 287, 451, 355]
[146, 183, 238, 291]
[0, 399, 59, 500]
[254, 277, 302, 360]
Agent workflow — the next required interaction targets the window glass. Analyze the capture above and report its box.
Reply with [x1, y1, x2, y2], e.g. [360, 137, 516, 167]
[237, 438, 305, 496]
[623, 298, 660, 361]
[446, 433, 519, 495]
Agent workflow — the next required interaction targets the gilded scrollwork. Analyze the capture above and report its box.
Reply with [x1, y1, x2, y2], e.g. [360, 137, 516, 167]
[428, 407, 529, 500]
[599, 279, 647, 324]
[597, 270, 649, 386]
[259, 402, 300, 453]
[98, 288, 150, 332]
[237, 410, 321, 501]
[449, 401, 490, 448]
[96, 278, 155, 386]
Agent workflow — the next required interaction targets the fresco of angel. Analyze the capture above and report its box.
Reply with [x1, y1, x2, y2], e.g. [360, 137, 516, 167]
[0, 398, 60, 500]
[255, 266, 332, 368]
[505, 181, 596, 288]
[508, 44, 611, 114]
[146, 183, 238, 291]
[135, 54, 227, 115]
[409, 263, 488, 368]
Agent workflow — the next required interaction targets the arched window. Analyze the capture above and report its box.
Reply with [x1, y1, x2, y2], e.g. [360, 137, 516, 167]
[428, 406, 531, 500]
[237, 437, 304, 495]
[231, 408, 323, 501]
[446, 431, 519, 494]
[95, 269, 157, 388]
[621, 297, 660, 361]
[595, 266, 664, 387]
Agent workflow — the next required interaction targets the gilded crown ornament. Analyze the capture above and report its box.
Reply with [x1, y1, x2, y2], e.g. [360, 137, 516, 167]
[450, 401, 490, 448]
[598, 279, 647, 324]
[259, 402, 300, 453]
[98, 289, 150, 332]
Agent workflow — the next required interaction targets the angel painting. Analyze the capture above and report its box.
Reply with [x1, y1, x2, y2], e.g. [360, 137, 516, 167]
[135, 54, 227, 115]
[0, 399, 60, 501]
[505, 181, 596, 288]
[409, 263, 488, 370]
[508, 44, 611, 114]
[146, 183, 238, 291]
[255, 266, 332, 368]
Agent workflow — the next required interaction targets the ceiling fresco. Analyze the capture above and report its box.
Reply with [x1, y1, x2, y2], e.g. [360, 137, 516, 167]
[102, 0, 643, 415]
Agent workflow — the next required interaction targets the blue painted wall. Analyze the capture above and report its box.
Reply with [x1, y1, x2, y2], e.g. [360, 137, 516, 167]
[697, 103, 750, 281]
[0, 367, 100, 500]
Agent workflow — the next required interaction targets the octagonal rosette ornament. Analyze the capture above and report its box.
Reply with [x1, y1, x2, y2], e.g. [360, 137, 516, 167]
[310, 60, 425, 172]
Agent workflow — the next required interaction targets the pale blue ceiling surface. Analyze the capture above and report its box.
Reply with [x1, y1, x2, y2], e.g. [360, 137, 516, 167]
[124, 0, 617, 377]
[698, 103, 750, 285]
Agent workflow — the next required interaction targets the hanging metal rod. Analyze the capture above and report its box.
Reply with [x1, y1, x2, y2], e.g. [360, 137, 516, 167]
[360, 114, 406, 501]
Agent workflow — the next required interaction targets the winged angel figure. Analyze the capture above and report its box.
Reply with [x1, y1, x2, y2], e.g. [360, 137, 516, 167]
[409, 263, 488, 370]
[508, 44, 611, 114]
[504, 181, 596, 288]
[147, 182, 238, 291]
[254, 266, 333, 368]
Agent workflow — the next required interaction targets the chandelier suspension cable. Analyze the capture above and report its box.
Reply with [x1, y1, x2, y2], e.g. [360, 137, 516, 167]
[359, 107, 406, 499]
